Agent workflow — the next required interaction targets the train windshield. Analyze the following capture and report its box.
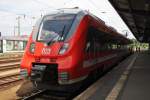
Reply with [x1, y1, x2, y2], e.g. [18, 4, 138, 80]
[37, 14, 76, 42]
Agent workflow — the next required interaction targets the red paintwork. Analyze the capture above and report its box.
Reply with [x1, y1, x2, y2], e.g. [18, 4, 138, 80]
[20, 13, 130, 84]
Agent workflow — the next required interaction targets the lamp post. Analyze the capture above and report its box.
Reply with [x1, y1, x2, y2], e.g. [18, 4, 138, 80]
[16, 16, 21, 36]
[31, 16, 36, 27]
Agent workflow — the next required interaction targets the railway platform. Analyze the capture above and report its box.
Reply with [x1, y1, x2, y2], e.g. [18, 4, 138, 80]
[74, 51, 150, 100]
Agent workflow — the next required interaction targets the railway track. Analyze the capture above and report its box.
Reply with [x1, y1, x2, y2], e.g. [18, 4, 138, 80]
[0, 62, 20, 71]
[0, 73, 22, 89]
[21, 90, 71, 100]
[0, 55, 22, 89]
[0, 55, 22, 60]
[0, 58, 21, 63]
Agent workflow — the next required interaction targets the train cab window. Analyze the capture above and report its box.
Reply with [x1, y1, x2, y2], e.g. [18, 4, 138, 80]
[37, 14, 76, 42]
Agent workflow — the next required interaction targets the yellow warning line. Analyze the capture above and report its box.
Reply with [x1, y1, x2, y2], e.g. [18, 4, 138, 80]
[105, 54, 137, 100]
[73, 54, 137, 100]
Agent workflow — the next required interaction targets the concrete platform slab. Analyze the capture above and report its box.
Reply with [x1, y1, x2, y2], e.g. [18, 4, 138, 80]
[74, 54, 137, 100]
[117, 52, 150, 100]
[76, 52, 150, 100]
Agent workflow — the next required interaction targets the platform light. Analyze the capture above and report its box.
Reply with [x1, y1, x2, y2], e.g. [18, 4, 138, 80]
[59, 43, 69, 55]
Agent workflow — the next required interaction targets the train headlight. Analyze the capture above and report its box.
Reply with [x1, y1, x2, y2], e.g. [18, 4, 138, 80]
[59, 43, 69, 55]
[30, 42, 35, 53]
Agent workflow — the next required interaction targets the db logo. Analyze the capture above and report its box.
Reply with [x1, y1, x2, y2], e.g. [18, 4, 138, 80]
[42, 48, 51, 55]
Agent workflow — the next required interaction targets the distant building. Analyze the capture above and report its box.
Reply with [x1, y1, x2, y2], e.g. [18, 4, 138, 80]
[0, 35, 29, 53]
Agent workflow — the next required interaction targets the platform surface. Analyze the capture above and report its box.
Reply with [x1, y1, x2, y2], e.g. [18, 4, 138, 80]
[117, 52, 150, 100]
[74, 51, 150, 100]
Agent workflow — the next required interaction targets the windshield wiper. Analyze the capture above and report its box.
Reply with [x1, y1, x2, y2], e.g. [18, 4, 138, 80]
[59, 25, 66, 41]
[47, 35, 59, 45]
[47, 25, 66, 45]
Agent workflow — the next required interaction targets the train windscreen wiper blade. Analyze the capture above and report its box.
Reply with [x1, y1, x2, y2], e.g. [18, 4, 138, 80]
[46, 35, 59, 45]
[59, 25, 66, 41]
[47, 25, 66, 45]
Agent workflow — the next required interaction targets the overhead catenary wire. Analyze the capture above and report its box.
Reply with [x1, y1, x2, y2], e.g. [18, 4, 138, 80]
[63, 0, 75, 6]
[32, 0, 56, 9]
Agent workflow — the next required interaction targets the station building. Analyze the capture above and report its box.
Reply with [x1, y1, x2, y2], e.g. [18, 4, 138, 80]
[0, 35, 29, 53]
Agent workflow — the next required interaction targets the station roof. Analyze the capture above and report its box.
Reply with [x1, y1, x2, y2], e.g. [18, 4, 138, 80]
[109, 0, 150, 43]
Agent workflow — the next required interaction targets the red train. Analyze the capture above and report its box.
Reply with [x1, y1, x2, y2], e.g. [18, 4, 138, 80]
[20, 9, 131, 92]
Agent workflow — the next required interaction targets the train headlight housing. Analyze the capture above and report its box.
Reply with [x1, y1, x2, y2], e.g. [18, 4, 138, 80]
[59, 72, 69, 81]
[29, 42, 35, 53]
[59, 43, 69, 55]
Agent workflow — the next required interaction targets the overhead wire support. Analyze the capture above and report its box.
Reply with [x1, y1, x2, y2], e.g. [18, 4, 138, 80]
[16, 16, 21, 36]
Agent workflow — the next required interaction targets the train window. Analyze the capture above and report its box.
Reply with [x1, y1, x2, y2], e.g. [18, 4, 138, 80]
[85, 27, 96, 53]
[107, 44, 112, 50]
[6, 40, 14, 51]
[85, 26, 124, 52]
[37, 14, 76, 42]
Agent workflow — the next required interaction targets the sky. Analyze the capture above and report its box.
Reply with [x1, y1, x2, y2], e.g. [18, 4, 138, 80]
[0, 0, 135, 39]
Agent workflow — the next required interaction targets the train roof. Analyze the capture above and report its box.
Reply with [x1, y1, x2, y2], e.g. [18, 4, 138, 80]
[87, 12, 132, 44]
[46, 8, 86, 15]
[45, 8, 131, 44]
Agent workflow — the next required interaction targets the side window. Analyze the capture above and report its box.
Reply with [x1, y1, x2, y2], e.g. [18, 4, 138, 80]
[85, 26, 120, 53]
[85, 27, 95, 53]
[97, 33, 110, 52]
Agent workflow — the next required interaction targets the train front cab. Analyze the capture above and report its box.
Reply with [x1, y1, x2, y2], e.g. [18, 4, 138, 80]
[20, 11, 92, 92]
